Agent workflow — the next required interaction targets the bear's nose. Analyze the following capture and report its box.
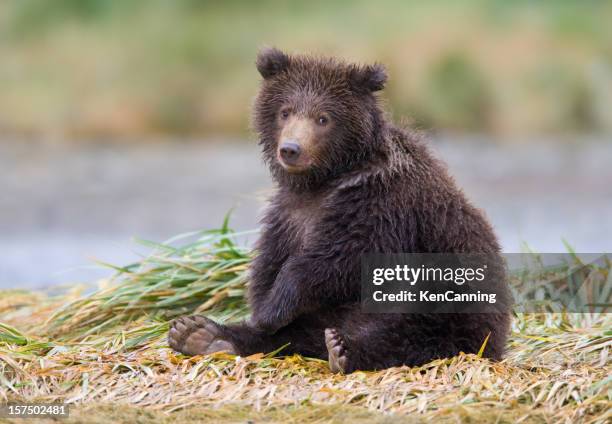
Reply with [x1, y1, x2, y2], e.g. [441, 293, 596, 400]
[279, 141, 301, 164]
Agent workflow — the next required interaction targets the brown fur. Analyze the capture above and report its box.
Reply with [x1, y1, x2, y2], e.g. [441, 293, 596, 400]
[169, 48, 512, 373]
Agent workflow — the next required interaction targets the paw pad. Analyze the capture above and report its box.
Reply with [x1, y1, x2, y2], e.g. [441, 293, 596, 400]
[168, 315, 236, 356]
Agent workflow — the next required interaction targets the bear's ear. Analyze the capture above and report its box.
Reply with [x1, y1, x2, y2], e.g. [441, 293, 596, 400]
[351, 63, 388, 93]
[256, 47, 290, 79]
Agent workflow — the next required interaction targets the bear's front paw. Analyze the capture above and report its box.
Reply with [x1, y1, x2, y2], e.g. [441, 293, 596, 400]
[249, 311, 283, 334]
[250, 302, 291, 334]
[168, 315, 236, 356]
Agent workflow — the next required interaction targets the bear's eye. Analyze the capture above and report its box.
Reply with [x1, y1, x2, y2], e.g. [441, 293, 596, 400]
[317, 115, 329, 126]
[280, 110, 290, 120]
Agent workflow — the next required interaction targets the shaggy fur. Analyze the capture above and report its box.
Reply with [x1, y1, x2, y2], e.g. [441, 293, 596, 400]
[169, 48, 511, 372]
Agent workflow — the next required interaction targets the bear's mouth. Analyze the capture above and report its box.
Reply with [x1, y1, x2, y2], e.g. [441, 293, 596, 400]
[276, 154, 312, 173]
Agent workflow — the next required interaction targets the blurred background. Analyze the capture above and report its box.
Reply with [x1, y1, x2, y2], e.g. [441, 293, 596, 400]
[1, 0, 611, 288]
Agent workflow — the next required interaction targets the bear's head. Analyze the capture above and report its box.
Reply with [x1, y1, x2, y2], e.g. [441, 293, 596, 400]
[253, 48, 388, 191]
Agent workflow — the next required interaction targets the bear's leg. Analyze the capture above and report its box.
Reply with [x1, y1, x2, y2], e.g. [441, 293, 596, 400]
[323, 313, 461, 373]
[168, 314, 329, 358]
[325, 311, 509, 373]
[324, 320, 428, 374]
[324, 323, 411, 373]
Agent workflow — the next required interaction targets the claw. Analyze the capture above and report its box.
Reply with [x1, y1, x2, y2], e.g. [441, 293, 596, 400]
[325, 328, 349, 374]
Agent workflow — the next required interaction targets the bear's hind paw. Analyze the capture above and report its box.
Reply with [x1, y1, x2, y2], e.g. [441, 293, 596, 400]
[325, 328, 349, 374]
[168, 315, 236, 356]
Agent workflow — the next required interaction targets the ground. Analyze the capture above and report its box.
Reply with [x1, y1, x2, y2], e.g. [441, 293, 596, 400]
[0, 230, 610, 423]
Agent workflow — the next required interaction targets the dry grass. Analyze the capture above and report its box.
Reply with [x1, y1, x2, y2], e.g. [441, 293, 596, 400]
[0, 227, 610, 423]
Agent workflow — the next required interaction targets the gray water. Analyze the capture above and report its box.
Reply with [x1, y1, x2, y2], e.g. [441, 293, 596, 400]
[1, 137, 611, 289]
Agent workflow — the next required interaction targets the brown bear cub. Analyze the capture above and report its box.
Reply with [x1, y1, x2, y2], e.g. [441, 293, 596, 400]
[169, 48, 511, 373]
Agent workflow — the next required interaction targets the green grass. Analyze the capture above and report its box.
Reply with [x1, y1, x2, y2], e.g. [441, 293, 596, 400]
[43, 229, 253, 343]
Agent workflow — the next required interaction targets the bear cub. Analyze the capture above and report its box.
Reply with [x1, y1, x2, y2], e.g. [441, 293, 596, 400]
[169, 48, 511, 373]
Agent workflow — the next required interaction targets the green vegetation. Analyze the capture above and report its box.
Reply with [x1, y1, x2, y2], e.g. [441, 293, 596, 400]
[0, 221, 610, 422]
[1, 1, 611, 139]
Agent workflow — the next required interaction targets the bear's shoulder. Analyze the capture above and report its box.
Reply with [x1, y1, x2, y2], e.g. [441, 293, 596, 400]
[334, 125, 417, 191]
